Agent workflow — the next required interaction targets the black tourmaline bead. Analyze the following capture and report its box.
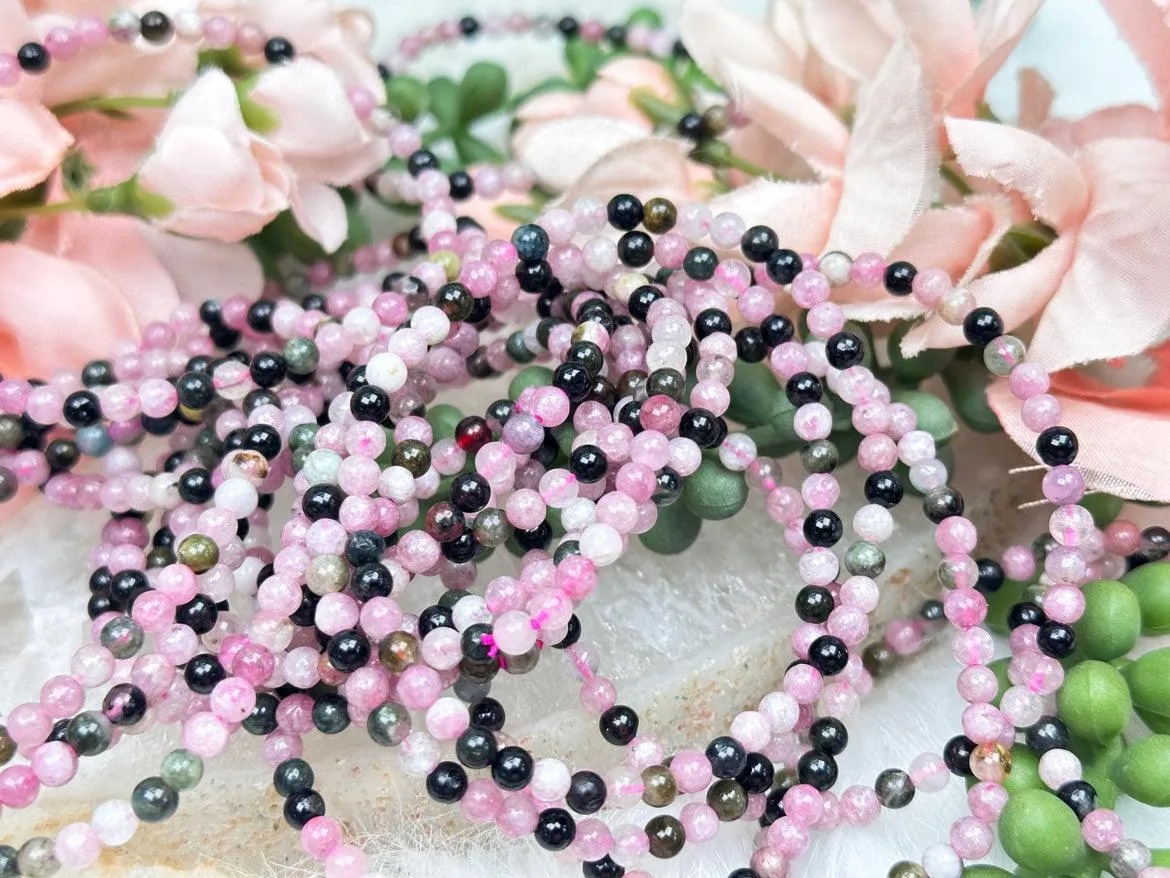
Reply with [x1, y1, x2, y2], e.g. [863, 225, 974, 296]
[676, 111, 704, 140]
[975, 557, 1006, 593]
[883, 260, 917, 295]
[1057, 780, 1097, 821]
[263, 36, 295, 63]
[1025, 716, 1069, 755]
[807, 635, 849, 676]
[455, 726, 497, 769]
[599, 705, 638, 745]
[1037, 621, 1077, 658]
[865, 470, 904, 508]
[962, 307, 1005, 347]
[469, 697, 505, 731]
[273, 759, 314, 797]
[426, 761, 468, 803]
[407, 149, 440, 177]
[1008, 601, 1046, 630]
[807, 717, 848, 756]
[695, 308, 733, 339]
[766, 249, 802, 285]
[139, 11, 174, 42]
[706, 736, 748, 779]
[943, 735, 975, 777]
[785, 372, 822, 407]
[684, 247, 718, 281]
[741, 225, 778, 262]
[535, 807, 576, 851]
[1036, 426, 1078, 466]
[796, 750, 838, 790]
[583, 855, 625, 878]
[283, 789, 326, 829]
[617, 231, 654, 267]
[735, 327, 766, 363]
[760, 314, 795, 347]
[16, 42, 50, 73]
[492, 746, 534, 791]
[736, 752, 775, 794]
[566, 771, 607, 814]
[63, 390, 101, 427]
[826, 331, 864, 369]
[606, 194, 643, 231]
[803, 509, 843, 548]
[795, 585, 834, 623]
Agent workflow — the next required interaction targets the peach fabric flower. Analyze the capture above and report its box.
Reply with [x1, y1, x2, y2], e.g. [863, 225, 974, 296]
[515, 57, 680, 193]
[138, 67, 291, 243]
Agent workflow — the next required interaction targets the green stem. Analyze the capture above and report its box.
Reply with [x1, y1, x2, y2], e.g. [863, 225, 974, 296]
[725, 151, 771, 179]
[53, 94, 174, 117]
[0, 197, 89, 221]
[940, 164, 974, 197]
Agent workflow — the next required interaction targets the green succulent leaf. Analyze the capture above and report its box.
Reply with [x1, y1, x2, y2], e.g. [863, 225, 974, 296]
[458, 62, 508, 124]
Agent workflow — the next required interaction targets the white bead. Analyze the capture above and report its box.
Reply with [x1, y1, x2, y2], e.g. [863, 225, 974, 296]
[718, 433, 757, 472]
[342, 307, 380, 345]
[939, 287, 976, 325]
[410, 305, 451, 345]
[378, 466, 416, 502]
[530, 758, 571, 801]
[758, 691, 800, 732]
[303, 449, 342, 485]
[922, 843, 963, 878]
[579, 523, 623, 566]
[397, 731, 440, 777]
[560, 497, 596, 532]
[1038, 748, 1082, 790]
[366, 351, 408, 393]
[819, 251, 854, 286]
[214, 477, 258, 517]
[174, 10, 203, 40]
[645, 342, 686, 372]
[451, 595, 491, 632]
[92, 799, 138, 846]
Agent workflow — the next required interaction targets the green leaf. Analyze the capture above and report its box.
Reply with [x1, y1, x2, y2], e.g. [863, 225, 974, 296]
[427, 77, 461, 137]
[384, 75, 428, 122]
[0, 218, 25, 242]
[942, 352, 1002, 434]
[1081, 493, 1126, 529]
[245, 233, 283, 280]
[458, 62, 508, 124]
[508, 76, 577, 110]
[494, 203, 542, 224]
[565, 39, 606, 88]
[726, 360, 785, 428]
[630, 88, 681, 127]
[258, 210, 329, 264]
[627, 7, 665, 28]
[197, 47, 252, 77]
[452, 131, 505, 165]
[234, 80, 279, 134]
[891, 388, 959, 444]
[989, 221, 1057, 273]
[888, 320, 956, 384]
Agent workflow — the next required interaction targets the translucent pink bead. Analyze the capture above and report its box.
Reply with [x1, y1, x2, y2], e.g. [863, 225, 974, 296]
[6, 703, 52, 747]
[858, 434, 898, 471]
[1105, 520, 1142, 555]
[729, 711, 771, 751]
[957, 666, 999, 703]
[962, 703, 1005, 744]
[1038, 749, 1082, 789]
[783, 663, 823, 704]
[1001, 544, 1036, 580]
[944, 587, 987, 630]
[1021, 393, 1062, 431]
[750, 846, 790, 878]
[670, 749, 713, 793]
[851, 252, 886, 287]
[54, 822, 101, 869]
[791, 270, 830, 307]
[1043, 465, 1086, 505]
[497, 792, 539, 839]
[783, 785, 823, 826]
[1082, 808, 1124, 852]
[793, 403, 832, 441]
[1009, 362, 1051, 399]
[912, 267, 951, 307]
[935, 516, 977, 554]
[1049, 503, 1095, 547]
[798, 547, 838, 586]
[766, 815, 809, 858]
[967, 781, 1009, 822]
[909, 752, 950, 793]
[302, 816, 343, 859]
[1000, 685, 1043, 728]
[0, 765, 38, 807]
[210, 678, 256, 723]
[572, 818, 613, 861]
[952, 627, 994, 666]
[425, 696, 470, 740]
[41, 676, 84, 718]
[324, 844, 366, 878]
[183, 712, 230, 758]
[32, 741, 77, 787]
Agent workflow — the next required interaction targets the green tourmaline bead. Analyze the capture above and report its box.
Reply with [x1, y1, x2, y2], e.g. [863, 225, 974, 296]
[160, 749, 204, 791]
[1057, 660, 1131, 744]
[1110, 734, 1170, 806]
[680, 457, 747, 521]
[472, 507, 512, 548]
[645, 815, 685, 859]
[505, 331, 535, 363]
[0, 726, 14, 765]
[0, 416, 23, 450]
[1075, 579, 1141, 661]
[66, 711, 112, 757]
[132, 777, 179, 822]
[502, 645, 539, 675]
[998, 789, 1087, 874]
[508, 365, 554, 401]
[176, 533, 219, 574]
[888, 862, 926, 878]
[641, 765, 677, 808]
[283, 337, 319, 375]
[305, 554, 347, 595]
[100, 616, 144, 660]
[367, 702, 412, 747]
[288, 423, 318, 450]
[638, 500, 702, 555]
[15, 837, 57, 877]
[845, 540, 885, 577]
[1123, 647, 1170, 732]
[706, 778, 747, 821]
[1122, 561, 1170, 634]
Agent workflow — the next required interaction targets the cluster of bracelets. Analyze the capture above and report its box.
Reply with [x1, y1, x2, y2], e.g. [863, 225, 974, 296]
[0, 8, 1168, 878]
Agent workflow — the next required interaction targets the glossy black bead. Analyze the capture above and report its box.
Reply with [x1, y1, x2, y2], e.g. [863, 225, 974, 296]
[683, 246, 718, 281]
[176, 371, 214, 409]
[139, 11, 173, 42]
[407, 149, 440, 176]
[741, 225, 778, 262]
[535, 807, 576, 851]
[492, 745, 534, 791]
[17, 42, 49, 73]
[943, 735, 975, 777]
[455, 725, 497, 769]
[469, 697, 505, 731]
[448, 170, 473, 200]
[243, 693, 279, 735]
[676, 111, 704, 140]
[599, 705, 638, 745]
[1057, 780, 1097, 821]
[243, 424, 281, 460]
[183, 654, 225, 695]
[808, 717, 848, 756]
[81, 360, 115, 387]
[1036, 426, 1078, 466]
[922, 486, 964, 523]
[514, 521, 552, 552]
[760, 314, 795, 347]
[248, 352, 286, 388]
[728, 871, 761, 878]
[606, 194, 643, 231]
[553, 362, 591, 402]
[102, 683, 147, 726]
[785, 372, 822, 407]
[245, 299, 275, 333]
[461, 624, 494, 662]
[273, 759, 314, 797]
[766, 249, 803, 285]
[736, 752, 775, 794]
[825, 331, 864, 369]
[311, 693, 350, 734]
[327, 629, 370, 673]
[883, 260, 917, 295]
[350, 385, 390, 423]
[807, 635, 849, 676]
[426, 761, 468, 803]
[617, 231, 654, 267]
[263, 36, 295, 63]
[760, 787, 787, 827]
[302, 484, 344, 520]
[627, 286, 662, 322]
[552, 614, 582, 648]
[734, 327, 766, 363]
[796, 750, 838, 790]
[695, 308, 733, 339]
[962, 307, 1004, 347]
[450, 473, 491, 513]
[803, 509, 843, 548]
[1025, 716, 1069, 755]
[566, 341, 605, 376]
[566, 770, 607, 814]
[975, 557, 1006, 593]
[109, 569, 147, 609]
[556, 15, 580, 36]
[795, 585, 834, 623]
[174, 594, 217, 635]
[343, 531, 385, 568]
[63, 390, 101, 427]
[1008, 601, 1046, 630]
[582, 855, 625, 878]
[706, 735, 748, 779]
[678, 407, 722, 448]
[418, 605, 456, 638]
[283, 789, 325, 829]
[1037, 621, 1077, 658]
[570, 444, 608, 483]
[45, 438, 79, 473]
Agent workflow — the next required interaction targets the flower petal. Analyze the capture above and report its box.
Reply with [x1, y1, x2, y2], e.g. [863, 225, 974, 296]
[802, 0, 899, 83]
[1098, 0, 1170, 113]
[945, 116, 1089, 229]
[290, 180, 348, 254]
[1042, 105, 1164, 150]
[1029, 137, 1170, 372]
[888, 0, 980, 101]
[517, 117, 651, 193]
[680, 0, 802, 84]
[0, 242, 138, 378]
[708, 177, 840, 255]
[901, 234, 1076, 356]
[138, 223, 264, 304]
[948, 0, 1043, 116]
[1016, 67, 1054, 131]
[987, 380, 1170, 503]
[827, 41, 938, 255]
[560, 138, 703, 207]
[0, 98, 73, 199]
[719, 59, 850, 175]
[768, 0, 808, 62]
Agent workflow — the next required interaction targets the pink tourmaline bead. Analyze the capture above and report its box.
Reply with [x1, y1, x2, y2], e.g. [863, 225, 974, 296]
[6, 703, 52, 747]
[1043, 465, 1086, 505]
[1105, 519, 1142, 555]
[324, 844, 366, 878]
[791, 270, 830, 307]
[944, 587, 987, 630]
[767, 816, 809, 858]
[679, 801, 719, 843]
[573, 818, 613, 861]
[950, 816, 994, 859]
[967, 781, 1009, 822]
[670, 749, 713, 794]
[1021, 393, 1062, 431]
[461, 778, 504, 822]
[783, 663, 823, 704]
[41, 676, 84, 718]
[1009, 362, 1051, 398]
[302, 816, 343, 859]
[912, 267, 951, 307]
[1050, 503, 1095, 547]
[783, 785, 823, 826]
[425, 697, 470, 740]
[210, 678, 256, 723]
[54, 822, 101, 868]
[851, 252, 885, 286]
[182, 712, 230, 758]
[1001, 544, 1036, 580]
[1082, 808, 1124, 852]
[0, 766, 38, 807]
[32, 741, 77, 787]
[963, 703, 1006, 744]
[935, 516, 977, 554]
[496, 793, 539, 839]
[44, 26, 79, 60]
[397, 665, 442, 710]
[957, 666, 999, 703]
